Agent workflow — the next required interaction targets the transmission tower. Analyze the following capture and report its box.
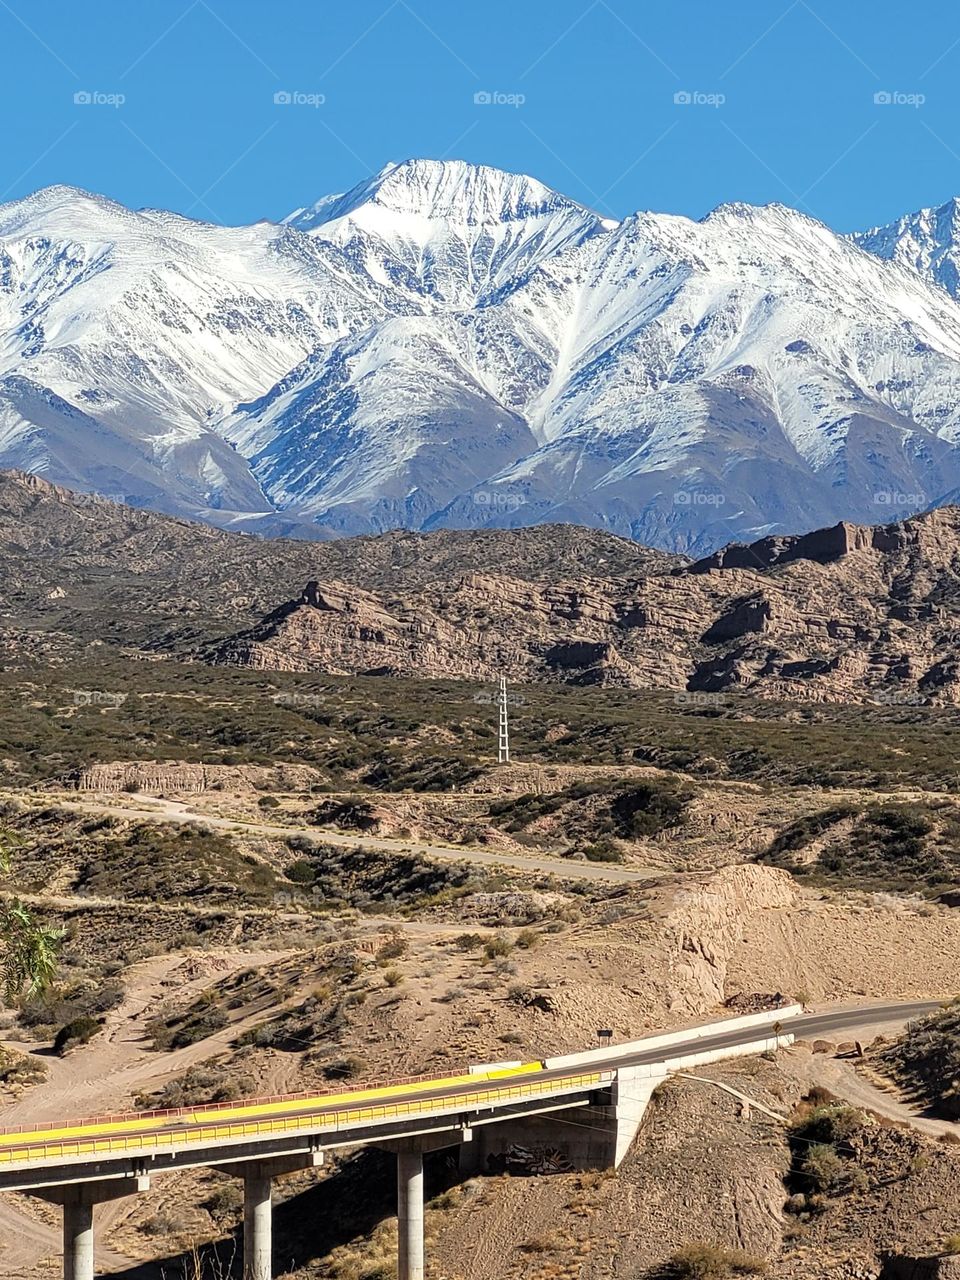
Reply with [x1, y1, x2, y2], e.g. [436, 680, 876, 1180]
[497, 675, 511, 764]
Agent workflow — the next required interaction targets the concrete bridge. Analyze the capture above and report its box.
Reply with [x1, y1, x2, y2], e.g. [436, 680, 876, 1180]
[0, 1001, 938, 1280]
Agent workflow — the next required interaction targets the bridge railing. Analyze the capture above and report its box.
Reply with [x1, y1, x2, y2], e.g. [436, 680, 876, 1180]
[0, 1069, 609, 1167]
[0, 1062, 542, 1143]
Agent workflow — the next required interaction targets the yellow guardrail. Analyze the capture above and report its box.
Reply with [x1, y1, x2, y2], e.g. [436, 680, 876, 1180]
[0, 1065, 606, 1169]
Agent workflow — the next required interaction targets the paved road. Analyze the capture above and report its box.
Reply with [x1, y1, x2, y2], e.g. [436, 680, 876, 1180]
[53, 794, 668, 885]
[789, 1002, 944, 1039]
[588, 1000, 945, 1074]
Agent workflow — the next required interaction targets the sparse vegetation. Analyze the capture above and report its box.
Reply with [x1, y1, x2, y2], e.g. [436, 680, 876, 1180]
[762, 801, 960, 893]
[876, 1000, 960, 1119]
[53, 1014, 101, 1054]
[787, 1101, 871, 1200]
[659, 1243, 767, 1277]
[483, 934, 513, 960]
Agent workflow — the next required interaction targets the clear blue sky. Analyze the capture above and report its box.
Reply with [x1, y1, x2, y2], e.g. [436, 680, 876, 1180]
[2, 0, 959, 231]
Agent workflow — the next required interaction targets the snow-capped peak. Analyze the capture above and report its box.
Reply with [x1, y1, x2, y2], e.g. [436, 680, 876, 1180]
[10, 166, 960, 555]
[282, 157, 608, 232]
[0, 183, 134, 237]
[852, 195, 960, 297]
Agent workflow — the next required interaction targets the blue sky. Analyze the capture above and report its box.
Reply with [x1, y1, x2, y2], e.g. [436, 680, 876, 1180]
[2, 0, 959, 231]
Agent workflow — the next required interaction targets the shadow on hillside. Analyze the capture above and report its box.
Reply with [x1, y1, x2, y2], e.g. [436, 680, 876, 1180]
[108, 1147, 435, 1280]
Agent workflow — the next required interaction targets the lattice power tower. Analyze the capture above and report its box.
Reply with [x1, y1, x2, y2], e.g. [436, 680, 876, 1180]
[497, 674, 511, 764]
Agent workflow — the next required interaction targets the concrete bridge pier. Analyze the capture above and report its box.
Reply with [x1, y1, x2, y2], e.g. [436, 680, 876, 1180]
[243, 1171, 273, 1280]
[397, 1146, 424, 1280]
[382, 1126, 472, 1280]
[38, 1174, 150, 1280]
[219, 1151, 323, 1280]
[63, 1197, 93, 1280]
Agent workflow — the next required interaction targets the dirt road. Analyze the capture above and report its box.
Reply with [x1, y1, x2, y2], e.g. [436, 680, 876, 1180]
[52, 793, 668, 884]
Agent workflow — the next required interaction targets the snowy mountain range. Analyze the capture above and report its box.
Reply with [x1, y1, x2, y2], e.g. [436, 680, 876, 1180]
[6, 159, 960, 552]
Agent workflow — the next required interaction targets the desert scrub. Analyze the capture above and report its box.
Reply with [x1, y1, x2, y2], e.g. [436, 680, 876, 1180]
[283, 837, 480, 912]
[762, 801, 960, 893]
[53, 1015, 101, 1055]
[148, 999, 229, 1051]
[659, 1243, 766, 1277]
[488, 776, 692, 841]
[787, 1101, 870, 1198]
[0, 1046, 46, 1088]
[136, 1065, 256, 1109]
[876, 999, 960, 1119]
[483, 934, 513, 960]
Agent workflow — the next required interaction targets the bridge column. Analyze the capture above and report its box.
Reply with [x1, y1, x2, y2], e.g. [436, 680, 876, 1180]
[243, 1171, 273, 1280]
[36, 1175, 150, 1280]
[396, 1146, 424, 1280]
[63, 1198, 93, 1280]
[376, 1129, 470, 1280]
[212, 1152, 323, 1280]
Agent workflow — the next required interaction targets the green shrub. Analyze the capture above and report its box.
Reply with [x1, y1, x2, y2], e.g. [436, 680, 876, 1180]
[453, 933, 485, 951]
[53, 1015, 100, 1055]
[323, 1056, 367, 1081]
[286, 858, 317, 884]
[583, 841, 623, 863]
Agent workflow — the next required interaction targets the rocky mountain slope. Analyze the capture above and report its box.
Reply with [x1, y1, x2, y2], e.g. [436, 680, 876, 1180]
[8, 163, 960, 550]
[207, 501, 960, 703]
[0, 470, 669, 651]
[8, 470, 960, 704]
[854, 195, 960, 298]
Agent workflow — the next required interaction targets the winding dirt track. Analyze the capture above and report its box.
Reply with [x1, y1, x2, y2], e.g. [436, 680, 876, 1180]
[50, 793, 668, 884]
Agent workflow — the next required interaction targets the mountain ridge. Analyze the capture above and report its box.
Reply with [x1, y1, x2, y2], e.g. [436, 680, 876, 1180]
[6, 160, 960, 551]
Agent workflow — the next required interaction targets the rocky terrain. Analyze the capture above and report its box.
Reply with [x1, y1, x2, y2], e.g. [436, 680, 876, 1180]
[4, 478, 960, 1278]
[11, 470, 960, 703]
[210, 505, 960, 704]
[2, 781, 958, 1279]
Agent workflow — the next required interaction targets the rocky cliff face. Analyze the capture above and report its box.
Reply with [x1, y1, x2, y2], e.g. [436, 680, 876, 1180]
[206, 505, 960, 704]
[662, 866, 800, 1013]
[8, 469, 960, 705]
